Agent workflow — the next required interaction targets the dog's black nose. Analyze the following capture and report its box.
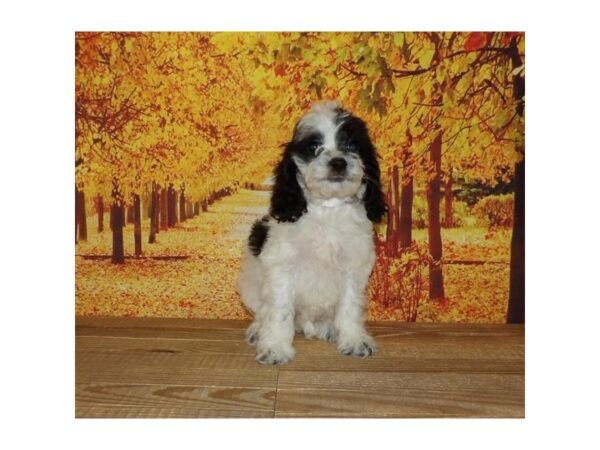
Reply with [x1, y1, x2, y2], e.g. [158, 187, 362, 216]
[329, 157, 347, 172]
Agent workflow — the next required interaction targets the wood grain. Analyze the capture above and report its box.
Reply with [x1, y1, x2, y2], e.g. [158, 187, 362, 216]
[275, 371, 523, 418]
[76, 383, 275, 418]
[76, 405, 273, 418]
[75, 317, 524, 418]
[76, 316, 249, 340]
[76, 337, 277, 387]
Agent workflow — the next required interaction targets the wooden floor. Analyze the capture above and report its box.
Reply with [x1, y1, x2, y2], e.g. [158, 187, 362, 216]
[75, 317, 524, 418]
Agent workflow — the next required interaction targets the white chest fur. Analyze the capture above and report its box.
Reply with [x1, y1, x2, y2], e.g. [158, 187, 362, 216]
[257, 201, 376, 317]
[262, 201, 374, 268]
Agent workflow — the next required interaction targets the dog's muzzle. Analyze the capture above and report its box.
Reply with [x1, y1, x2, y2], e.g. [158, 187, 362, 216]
[328, 157, 348, 181]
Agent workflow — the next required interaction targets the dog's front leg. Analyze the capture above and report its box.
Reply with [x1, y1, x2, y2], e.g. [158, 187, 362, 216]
[255, 266, 296, 365]
[334, 270, 377, 358]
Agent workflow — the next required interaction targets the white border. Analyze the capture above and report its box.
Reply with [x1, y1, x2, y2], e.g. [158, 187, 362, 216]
[2, 0, 599, 448]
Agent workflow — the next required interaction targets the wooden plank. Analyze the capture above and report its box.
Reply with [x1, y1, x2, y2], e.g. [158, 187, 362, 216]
[275, 371, 524, 418]
[75, 318, 524, 418]
[76, 335, 252, 353]
[286, 354, 523, 374]
[76, 405, 273, 418]
[76, 322, 524, 376]
[76, 383, 275, 418]
[76, 317, 522, 334]
[366, 323, 524, 341]
[76, 324, 247, 341]
[76, 316, 248, 331]
[76, 319, 523, 350]
[76, 336, 277, 388]
[75, 316, 523, 334]
[281, 331, 524, 374]
[76, 316, 250, 341]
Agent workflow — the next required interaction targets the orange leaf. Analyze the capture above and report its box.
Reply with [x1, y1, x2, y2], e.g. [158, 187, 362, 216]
[464, 32, 488, 52]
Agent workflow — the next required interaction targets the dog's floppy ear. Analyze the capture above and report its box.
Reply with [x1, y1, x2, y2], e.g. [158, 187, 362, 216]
[270, 144, 307, 222]
[356, 120, 387, 223]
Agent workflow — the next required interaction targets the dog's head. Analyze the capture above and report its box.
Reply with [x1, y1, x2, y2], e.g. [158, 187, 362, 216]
[270, 101, 387, 223]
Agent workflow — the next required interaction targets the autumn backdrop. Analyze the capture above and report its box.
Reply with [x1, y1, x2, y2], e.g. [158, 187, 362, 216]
[75, 32, 525, 323]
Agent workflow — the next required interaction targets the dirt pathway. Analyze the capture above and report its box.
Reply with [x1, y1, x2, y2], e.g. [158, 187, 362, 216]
[76, 189, 269, 319]
[76, 187, 511, 322]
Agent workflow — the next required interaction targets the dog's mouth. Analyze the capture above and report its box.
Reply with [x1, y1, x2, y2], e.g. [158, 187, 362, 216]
[327, 174, 347, 182]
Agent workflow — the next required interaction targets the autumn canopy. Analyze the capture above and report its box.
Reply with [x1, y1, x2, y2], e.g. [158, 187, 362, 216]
[75, 32, 525, 323]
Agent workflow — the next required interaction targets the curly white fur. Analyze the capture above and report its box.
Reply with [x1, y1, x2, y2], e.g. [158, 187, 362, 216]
[237, 102, 380, 365]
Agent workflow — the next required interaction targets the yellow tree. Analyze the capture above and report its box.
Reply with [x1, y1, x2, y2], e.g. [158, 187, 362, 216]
[243, 31, 524, 315]
[76, 32, 288, 262]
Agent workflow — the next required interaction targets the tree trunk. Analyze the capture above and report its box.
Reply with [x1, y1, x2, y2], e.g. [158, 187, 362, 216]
[160, 187, 168, 231]
[444, 167, 454, 228]
[149, 184, 158, 243]
[399, 170, 414, 249]
[143, 192, 151, 219]
[179, 190, 186, 223]
[127, 204, 135, 225]
[77, 189, 88, 241]
[507, 38, 525, 324]
[167, 185, 178, 227]
[96, 195, 104, 233]
[75, 186, 79, 243]
[386, 166, 400, 256]
[507, 158, 525, 323]
[154, 189, 160, 235]
[111, 185, 125, 264]
[133, 193, 142, 257]
[201, 199, 208, 212]
[109, 204, 123, 231]
[426, 132, 445, 300]
[111, 204, 125, 264]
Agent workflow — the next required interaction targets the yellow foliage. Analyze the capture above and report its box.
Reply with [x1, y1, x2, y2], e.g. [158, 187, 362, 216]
[75, 32, 524, 323]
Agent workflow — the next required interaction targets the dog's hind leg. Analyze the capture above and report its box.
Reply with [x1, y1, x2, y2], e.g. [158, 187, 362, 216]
[236, 249, 264, 315]
[297, 318, 336, 343]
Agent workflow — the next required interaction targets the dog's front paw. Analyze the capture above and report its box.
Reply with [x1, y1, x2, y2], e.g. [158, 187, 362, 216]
[323, 327, 337, 343]
[338, 335, 378, 358]
[256, 345, 295, 365]
[245, 322, 260, 347]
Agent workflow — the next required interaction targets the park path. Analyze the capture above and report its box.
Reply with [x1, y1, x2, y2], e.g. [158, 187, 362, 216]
[76, 188, 270, 319]
[76, 187, 511, 322]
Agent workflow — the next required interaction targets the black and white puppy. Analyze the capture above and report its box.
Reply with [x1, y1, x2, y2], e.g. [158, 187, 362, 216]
[237, 101, 386, 365]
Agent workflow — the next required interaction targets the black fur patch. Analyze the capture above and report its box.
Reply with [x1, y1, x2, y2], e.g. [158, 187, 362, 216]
[269, 145, 307, 222]
[292, 132, 323, 162]
[338, 116, 388, 222]
[248, 216, 270, 256]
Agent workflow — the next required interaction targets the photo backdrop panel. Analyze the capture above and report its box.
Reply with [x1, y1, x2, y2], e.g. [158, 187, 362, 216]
[75, 32, 525, 323]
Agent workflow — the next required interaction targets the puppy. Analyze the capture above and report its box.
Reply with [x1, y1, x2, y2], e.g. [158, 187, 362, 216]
[237, 101, 386, 365]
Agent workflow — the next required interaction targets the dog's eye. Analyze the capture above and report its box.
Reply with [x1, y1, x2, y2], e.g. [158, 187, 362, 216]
[345, 142, 358, 152]
[307, 141, 320, 153]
